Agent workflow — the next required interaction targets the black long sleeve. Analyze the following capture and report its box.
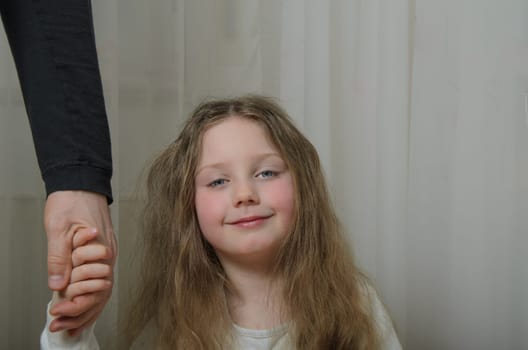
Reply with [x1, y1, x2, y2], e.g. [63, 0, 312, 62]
[1, 0, 113, 203]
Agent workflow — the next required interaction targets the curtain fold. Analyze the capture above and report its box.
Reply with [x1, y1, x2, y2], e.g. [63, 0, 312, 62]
[1, 1, 526, 349]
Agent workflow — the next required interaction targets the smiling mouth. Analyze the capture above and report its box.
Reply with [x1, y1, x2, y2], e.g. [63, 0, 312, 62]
[228, 215, 272, 227]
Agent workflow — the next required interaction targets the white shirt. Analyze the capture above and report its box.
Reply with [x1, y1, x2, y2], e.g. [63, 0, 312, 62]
[41, 289, 402, 350]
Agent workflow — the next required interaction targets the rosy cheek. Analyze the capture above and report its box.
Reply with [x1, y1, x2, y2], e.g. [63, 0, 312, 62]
[266, 177, 295, 213]
[195, 190, 224, 230]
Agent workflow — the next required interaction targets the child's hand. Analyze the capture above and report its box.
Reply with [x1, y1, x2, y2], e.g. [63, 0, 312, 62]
[49, 227, 113, 337]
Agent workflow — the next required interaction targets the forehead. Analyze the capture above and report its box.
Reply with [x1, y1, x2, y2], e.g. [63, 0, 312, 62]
[198, 116, 278, 163]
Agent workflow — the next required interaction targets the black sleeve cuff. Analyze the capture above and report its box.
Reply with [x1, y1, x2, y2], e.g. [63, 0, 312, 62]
[43, 165, 113, 205]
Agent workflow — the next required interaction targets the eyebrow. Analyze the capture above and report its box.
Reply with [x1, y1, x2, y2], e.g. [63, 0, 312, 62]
[196, 153, 283, 175]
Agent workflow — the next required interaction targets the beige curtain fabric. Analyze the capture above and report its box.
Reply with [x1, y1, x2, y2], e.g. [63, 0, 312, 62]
[1, 1, 527, 349]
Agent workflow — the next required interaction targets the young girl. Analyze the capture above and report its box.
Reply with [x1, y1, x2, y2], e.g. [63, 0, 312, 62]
[42, 95, 401, 349]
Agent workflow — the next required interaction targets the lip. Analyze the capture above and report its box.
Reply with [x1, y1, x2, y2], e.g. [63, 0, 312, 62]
[227, 215, 272, 227]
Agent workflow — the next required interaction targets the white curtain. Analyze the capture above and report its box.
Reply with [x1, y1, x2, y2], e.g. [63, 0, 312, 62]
[1, 0, 526, 349]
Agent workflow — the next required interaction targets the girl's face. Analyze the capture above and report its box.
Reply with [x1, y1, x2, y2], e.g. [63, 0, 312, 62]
[195, 116, 295, 265]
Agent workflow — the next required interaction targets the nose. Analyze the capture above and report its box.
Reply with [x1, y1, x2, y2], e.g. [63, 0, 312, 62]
[232, 180, 259, 207]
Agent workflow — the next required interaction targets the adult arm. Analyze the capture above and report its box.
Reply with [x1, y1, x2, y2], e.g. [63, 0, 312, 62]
[0, 0, 113, 201]
[0, 0, 116, 332]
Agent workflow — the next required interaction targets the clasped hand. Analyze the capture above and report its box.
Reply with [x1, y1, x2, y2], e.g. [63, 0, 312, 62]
[44, 191, 117, 336]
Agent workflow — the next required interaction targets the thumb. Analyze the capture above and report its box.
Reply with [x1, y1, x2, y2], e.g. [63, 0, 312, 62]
[47, 234, 73, 291]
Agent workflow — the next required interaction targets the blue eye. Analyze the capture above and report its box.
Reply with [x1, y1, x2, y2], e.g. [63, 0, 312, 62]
[208, 179, 227, 187]
[258, 170, 276, 178]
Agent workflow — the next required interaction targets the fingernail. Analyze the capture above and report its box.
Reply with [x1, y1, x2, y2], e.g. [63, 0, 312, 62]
[50, 323, 62, 332]
[91, 227, 98, 233]
[49, 275, 64, 289]
[50, 307, 64, 316]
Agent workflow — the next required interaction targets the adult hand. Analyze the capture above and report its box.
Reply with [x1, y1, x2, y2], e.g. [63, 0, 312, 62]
[49, 227, 114, 336]
[44, 190, 117, 332]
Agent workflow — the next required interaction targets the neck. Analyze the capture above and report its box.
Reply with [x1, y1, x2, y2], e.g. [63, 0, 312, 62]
[219, 255, 286, 330]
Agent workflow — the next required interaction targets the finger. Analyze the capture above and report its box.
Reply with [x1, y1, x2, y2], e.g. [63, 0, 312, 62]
[49, 302, 102, 333]
[61, 279, 112, 301]
[47, 231, 74, 291]
[92, 213, 117, 261]
[70, 263, 112, 284]
[72, 227, 98, 249]
[72, 245, 112, 267]
[67, 313, 99, 337]
[99, 227, 118, 266]
[51, 291, 109, 317]
[109, 231, 118, 264]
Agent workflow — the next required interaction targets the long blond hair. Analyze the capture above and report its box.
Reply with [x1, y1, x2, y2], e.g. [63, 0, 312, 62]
[125, 95, 380, 349]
